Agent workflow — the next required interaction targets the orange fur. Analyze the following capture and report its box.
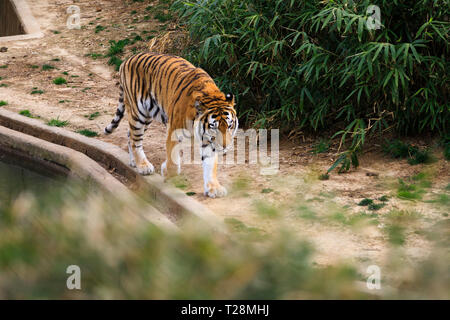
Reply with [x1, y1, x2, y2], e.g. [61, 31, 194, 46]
[104, 53, 238, 197]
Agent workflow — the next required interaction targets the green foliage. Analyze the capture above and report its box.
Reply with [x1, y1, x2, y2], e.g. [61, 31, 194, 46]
[368, 203, 385, 211]
[31, 89, 44, 95]
[397, 178, 428, 200]
[383, 140, 416, 158]
[407, 149, 433, 165]
[0, 184, 370, 299]
[358, 198, 373, 206]
[173, 0, 449, 168]
[106, 39, 130, 71]
[386, 225, 405, 246]
[95, 25, 107, 33]
[85, 111, 101, 120]
[53, 77, 67, 85]
[108, 39, 129, 56]
[47, 118, 68, 127]
[154, 12, 173, 23]
[441, 134, 450, 160]
[19, 110, 34, 118]
[86, 53, 104, 60]
[312, 139, 330, 154]
[318, 173, 329, 181]
[0, 101, 7, 107]
[77, 129, 98, 137]
[42, 64, 55, 71]
[383, 139, 434, 165]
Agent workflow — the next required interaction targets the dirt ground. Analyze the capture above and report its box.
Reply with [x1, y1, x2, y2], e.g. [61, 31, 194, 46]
[1, 0, 448, 273]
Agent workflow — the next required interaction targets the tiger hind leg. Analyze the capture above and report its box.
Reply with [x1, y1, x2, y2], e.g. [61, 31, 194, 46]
[128, 121, 154, 175]
[127, 123, 151, 168]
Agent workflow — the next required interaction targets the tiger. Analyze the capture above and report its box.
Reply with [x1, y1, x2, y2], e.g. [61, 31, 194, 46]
[104, 52, 238, 198]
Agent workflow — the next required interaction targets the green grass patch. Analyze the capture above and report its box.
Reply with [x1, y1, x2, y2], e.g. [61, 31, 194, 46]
[424, 194, 450, 207]
[19, 110, 35, 118]
[397, 178, 428, 200]
[297, 205, 317, 220]
[169, 176, 188, 190]
[31, 89, 44, 95]
[42, 64, 55, 71]
[385, 210, 422, 224]
[47, 119, 68, 127]
[154, 12, 173, 23]
[94, 25, 107, 33]
[107, 39, 129, 56]
[0, 65, 8, 69]
[318, 173, 330, 181]
[53, 77, 67, 85]
[255, 201, 278, 218]
[386, 225, 405, 246]
[77, 129, 98, 137]
[0, 84, 8, 88]
[358, 198, 373, 206]
[312, 139, 330, 154]
[261, 188, 273, 194]
[224, 218, 265, 240]
[85, 112, 100, 120]
[368, 203, 385, 211]
[86, 53, 103, 60]
[383, 140, 434, 165]
[0, 101, 8, 106]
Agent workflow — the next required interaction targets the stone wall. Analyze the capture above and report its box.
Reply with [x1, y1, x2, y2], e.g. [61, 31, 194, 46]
[0, 0, 25, 37]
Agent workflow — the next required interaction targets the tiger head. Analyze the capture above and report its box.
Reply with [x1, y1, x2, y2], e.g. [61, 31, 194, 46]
[193, 91, 238, 154]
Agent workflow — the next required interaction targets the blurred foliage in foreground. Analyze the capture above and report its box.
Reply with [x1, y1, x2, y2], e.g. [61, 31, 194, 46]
[0, 184, 360, 299]
[172, 0, 449, 171]
[0, 182, 448, 299]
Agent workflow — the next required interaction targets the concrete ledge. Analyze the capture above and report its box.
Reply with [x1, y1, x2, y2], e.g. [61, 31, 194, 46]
[0, 125, 177, 233]
[0, 0, 44, 43]
[0, 109, 226, 233]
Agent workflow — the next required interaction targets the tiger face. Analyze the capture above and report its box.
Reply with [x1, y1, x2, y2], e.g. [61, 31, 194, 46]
[196, 93, 238, 154]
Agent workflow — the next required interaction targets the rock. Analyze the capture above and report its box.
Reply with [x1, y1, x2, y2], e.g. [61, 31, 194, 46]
[0, 47, 7, 53]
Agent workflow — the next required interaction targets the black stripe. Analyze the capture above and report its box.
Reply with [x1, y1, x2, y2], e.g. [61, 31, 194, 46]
[129, 124, 141, 131]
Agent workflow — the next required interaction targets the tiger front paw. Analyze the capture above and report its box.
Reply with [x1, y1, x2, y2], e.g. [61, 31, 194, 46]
[136, 160, 155, 175]
[205, 183, 227, 198]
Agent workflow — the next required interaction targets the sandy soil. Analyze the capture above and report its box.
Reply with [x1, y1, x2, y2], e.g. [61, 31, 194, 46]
[1, 0, 448, 271]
